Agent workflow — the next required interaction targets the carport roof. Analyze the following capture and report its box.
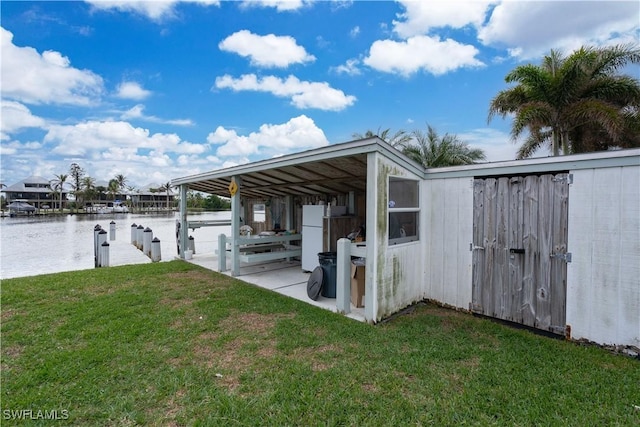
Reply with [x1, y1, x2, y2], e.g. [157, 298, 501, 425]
[171, 137, 424, 199]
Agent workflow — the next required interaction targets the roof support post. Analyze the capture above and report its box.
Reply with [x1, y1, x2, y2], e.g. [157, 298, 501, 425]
[364, 151, 378, 323]
[230, 176, 242, 276]
[285, 195, 293, 231]
[336, 238, 351, 314]
[179, 184, 189, 259]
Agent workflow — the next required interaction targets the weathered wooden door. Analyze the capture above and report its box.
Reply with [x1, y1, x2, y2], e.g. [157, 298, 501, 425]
[471, 174, 570, 335]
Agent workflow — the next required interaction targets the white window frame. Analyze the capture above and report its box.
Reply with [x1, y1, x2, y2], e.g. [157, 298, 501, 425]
[388, 176, 420, 245]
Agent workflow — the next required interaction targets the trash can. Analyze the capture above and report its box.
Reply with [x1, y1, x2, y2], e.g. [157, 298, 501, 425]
[318, 251, 337, 298]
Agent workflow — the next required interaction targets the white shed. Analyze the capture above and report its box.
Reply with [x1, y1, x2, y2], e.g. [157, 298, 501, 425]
[172, 138, 640, 349]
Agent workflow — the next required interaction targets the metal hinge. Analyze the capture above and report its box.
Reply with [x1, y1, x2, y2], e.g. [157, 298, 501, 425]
[552, 174, 573, 185]
[550, 252, 572, 263]
[469, 243, 485, 251]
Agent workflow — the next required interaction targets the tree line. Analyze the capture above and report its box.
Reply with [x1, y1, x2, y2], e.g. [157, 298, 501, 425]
[47, 163, 229, 212]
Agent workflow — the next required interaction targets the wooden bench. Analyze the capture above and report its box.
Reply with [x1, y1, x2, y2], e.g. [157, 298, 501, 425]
[218, 234, 302, 272]
[239, 242, 285, 254]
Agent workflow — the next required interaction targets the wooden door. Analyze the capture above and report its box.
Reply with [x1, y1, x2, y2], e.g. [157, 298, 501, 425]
[471, 173, 570, 335]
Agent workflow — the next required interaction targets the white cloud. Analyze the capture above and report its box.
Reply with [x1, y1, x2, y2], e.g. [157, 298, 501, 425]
[350, 26, 360, 38]
[45, 120, 206, 157]
[219, 30, 316, 68]
[332, 58, 362, 76]
[207, 114, 329, 159]
[121, 104, 194, 126]
[115, 81, 152, 100]
[85, 0, 220, 21]
[20, 119, 213, 185]
[239, 0, 310, 12]
[393, 0, 493, 38]
[0, 27, 103, 106]
[478, 1, 640, 59]
[457, 128, 517, 162]
[0, 100, 47, 139]
[364, 35, 484, 76]
[214, 74, 356, 111]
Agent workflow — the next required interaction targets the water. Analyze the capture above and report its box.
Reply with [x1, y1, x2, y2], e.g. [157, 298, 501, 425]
[0, 211, 231, 279]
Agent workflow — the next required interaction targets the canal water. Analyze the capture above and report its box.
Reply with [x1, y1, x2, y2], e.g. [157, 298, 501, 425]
[0, 211, 231, 280]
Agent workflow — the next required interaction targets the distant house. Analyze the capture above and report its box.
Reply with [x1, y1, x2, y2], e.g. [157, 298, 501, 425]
[2, 176, 69, 209]
[130, 184, 175, 211]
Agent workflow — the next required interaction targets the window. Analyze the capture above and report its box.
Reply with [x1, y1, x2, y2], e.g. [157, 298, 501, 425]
[253, 203, 266, 223]
[388, 177, 419, 245]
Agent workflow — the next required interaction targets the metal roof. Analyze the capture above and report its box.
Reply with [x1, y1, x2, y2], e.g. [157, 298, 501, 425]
[172, 137, 423, 199]
[172, 136, 640, 199]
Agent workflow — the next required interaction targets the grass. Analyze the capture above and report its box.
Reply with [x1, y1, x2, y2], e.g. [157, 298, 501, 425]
[1, 261, 639, 426]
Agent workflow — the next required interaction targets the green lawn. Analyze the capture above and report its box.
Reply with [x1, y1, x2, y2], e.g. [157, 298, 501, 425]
[1, 261, 638, 426]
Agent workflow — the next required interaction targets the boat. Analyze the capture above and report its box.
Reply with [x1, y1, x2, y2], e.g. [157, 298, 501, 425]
[91, 201, 129, 214]
[7, 200, 37, 216]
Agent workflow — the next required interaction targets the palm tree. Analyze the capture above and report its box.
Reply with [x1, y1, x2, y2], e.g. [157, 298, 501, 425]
[126, 185, 138, 213]
[158, 182, 173, 210]
[50, 174, 68, 212]
[114, 174, 127, 192]
[488, 44, 640, 158]
[149, 187, 158, 211]
[402, 125, 486, 167]
[352, 127, 412, 149]
[81, 176, 96, 210]
[107, 179, 120, 202]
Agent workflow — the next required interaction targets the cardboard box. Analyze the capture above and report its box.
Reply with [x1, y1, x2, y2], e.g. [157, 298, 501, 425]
[350, 260, 365, 308]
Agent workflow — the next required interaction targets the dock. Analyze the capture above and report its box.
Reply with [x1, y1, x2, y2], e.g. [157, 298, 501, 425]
[108, 239, 152, 267]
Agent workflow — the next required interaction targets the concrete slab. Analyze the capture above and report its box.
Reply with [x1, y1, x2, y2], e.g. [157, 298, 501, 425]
[186, 250, 366, 322]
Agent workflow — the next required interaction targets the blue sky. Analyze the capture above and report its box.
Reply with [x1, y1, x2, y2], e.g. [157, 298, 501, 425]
[1, 0, 638, 189]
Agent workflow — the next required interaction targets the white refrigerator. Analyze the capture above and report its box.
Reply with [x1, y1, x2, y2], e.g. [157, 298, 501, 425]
[302, 205, 325, 272]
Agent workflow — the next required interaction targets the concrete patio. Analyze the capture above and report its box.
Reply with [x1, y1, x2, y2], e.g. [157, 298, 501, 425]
[186, 251, 366, 322]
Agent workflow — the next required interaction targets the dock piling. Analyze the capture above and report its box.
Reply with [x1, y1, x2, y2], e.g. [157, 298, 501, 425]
[136, 225, 144, 250]
[97, 229, 108, 267]
[100, 241, 110, 267]
[143, 227, 153, 258]
[93, 224, 102, 267]
[151, 237, 161, 262]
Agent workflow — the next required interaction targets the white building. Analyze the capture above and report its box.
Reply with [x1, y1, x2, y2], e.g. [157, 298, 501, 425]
[172, 138, 640, 349]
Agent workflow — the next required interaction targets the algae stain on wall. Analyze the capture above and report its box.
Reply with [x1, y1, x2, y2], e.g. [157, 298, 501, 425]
[375, 158, 408, 319]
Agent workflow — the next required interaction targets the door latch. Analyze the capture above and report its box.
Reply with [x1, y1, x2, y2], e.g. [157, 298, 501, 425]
[550, 252, 572, 263]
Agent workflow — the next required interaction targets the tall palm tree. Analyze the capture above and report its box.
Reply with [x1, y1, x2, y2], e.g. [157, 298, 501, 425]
[107, 179, 120, 202]
[126, 185, 138, 213]
[352, 127, 412, 149]
[81, 176, 96, 210]
[149, 187, 158, 211]
[488, 44, 640, 158]
[402, 125, 486, 167]
[114, 174, 127, 192]
[158, 182, 173, 210]
[50, 174, 68, 212]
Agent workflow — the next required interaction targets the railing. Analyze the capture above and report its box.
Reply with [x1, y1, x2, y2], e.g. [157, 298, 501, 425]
[218, 233, 302, 272]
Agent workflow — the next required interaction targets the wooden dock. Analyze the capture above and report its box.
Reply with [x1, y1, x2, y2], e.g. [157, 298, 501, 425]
[106, 239, 153, 267]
